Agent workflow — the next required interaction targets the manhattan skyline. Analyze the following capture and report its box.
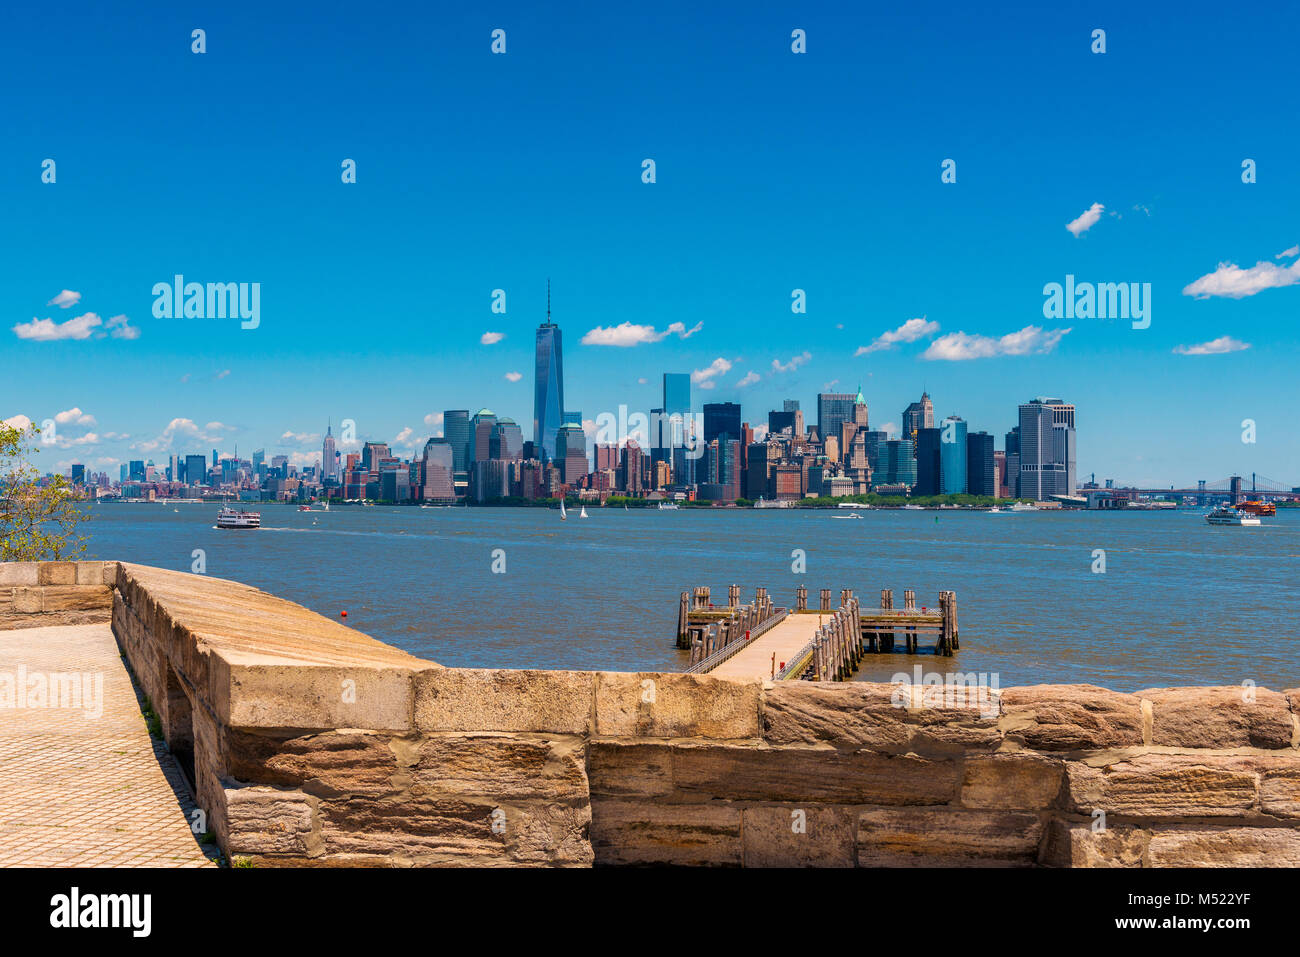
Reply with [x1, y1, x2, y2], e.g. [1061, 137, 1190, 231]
[3, 2, 1298, 487]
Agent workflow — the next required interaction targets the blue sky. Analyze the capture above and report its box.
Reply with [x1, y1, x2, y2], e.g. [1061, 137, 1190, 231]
[4, 0, 1298, 487]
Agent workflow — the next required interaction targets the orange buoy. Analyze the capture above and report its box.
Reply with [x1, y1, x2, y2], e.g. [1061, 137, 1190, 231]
[340, 611, 348, 618]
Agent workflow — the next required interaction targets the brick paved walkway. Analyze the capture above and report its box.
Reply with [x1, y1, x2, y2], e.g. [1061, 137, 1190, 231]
[0, 624, 216, 867]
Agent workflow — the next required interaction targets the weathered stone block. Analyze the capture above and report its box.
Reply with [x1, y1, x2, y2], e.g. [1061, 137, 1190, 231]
[1000, 684, 1144, 750]
[1147, 826, 1300, 867]
[74, 562, 109, 585]
[1140, 686, 1293, 749]
[590, 799, 742, 866]
[318, 795, 504, 862]
[671, 743, 960, 805]
[411, 735, 589, 803]
[228, 731, 402, 797]
[1259, 762, 1300, 819]
[224, 786, 317, 857]
[13, 587, 42, 613]
[587, 742, 674, 798]
[415, 668, 593, 734]
[1040, 820, 1149, 867]
[503, 802, 593, 866]
[961, 752, 1064, 810]
[741, 805, 855, 867]
[222, 663, 419, 731]
[1065, 754, 1257, 818]
[763, 681, 1001, 753]
[37, 562, 76, 585]
[857, 807, 1042, 866]
[40, 585, 112, 612]
[0, 563, 38, 586]
[594, 672, 760, 739]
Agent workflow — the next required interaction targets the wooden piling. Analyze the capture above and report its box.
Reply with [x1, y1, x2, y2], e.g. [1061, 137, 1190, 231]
[796, 585, 808, 611]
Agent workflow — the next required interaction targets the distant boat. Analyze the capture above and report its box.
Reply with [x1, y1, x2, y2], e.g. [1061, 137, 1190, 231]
[988, 507, 1001, 513]
[902, 504, 924, 510]
[216, 507, 261, 530]
[657, 502, 679, 510]
[1008, 502, 1037, 512]
[560, 500, 567, 521]
[298, 505, 314, 511]
[1207, 506, 1260, 526]
[579, 505, 588, 519]
[832, 512, 862, 519]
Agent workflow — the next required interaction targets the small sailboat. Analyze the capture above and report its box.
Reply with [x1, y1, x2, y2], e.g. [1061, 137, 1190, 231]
[560, 500, 567, 521]
[579, 504, 588, 518]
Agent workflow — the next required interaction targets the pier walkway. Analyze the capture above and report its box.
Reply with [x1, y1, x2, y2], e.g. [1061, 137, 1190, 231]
[709, 613, 827, 680]
[0, 623, 215, 867]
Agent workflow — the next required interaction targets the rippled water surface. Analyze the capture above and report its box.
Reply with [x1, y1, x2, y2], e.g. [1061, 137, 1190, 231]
[83, 504, 1300, 691]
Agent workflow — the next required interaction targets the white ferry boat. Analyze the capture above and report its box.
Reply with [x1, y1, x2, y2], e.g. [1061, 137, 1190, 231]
[216, 507, 261, 529]
[657, 502, 679, 510]
[1206, 506, 1260, 527]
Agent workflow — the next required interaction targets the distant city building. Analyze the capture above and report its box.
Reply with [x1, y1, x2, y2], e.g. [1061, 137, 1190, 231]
[663, 373, 691, 415]
[966, 431, 996, 497]
[556, 423, 587, 485]
[420, 438, 455, 502]
[817, 392, 856, 452]
[703, 402, 741, 445]
[490, 418, 523, 461]
[1017, 398, 1076, 500]
[1004, 426, 1021, 497]
[471, 410, 498, 462]
[939, 416, 968, 495]
[993, 449, 1009, 498]
[321, 425, 337, 482]
[70, 463, 85, 485]
[902, 392, 935, 451]
[879, 439, 917, 487]
[534, 286, 565, 463]
[915, 428, 942, 495]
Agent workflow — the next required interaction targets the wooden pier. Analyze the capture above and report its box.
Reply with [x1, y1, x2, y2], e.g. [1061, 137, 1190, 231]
[677, 585, 959, 682]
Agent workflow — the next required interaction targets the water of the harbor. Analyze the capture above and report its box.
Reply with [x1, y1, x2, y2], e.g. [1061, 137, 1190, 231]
[81, 504, 1300, 692]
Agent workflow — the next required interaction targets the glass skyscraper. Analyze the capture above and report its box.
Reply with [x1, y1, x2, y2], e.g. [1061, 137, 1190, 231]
[938, 416, 968, 495]
[534, 289, 565, 463]
[663, 373, 690, 415]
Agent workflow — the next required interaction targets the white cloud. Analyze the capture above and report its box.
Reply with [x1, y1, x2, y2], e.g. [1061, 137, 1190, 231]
[581, 320, 703, 347]
[737, 371, 760, 387]
[392, 427, 418, 449]
[1276, 245, 1299, 259]
[3, 415, 33, 431]
[107, 314, 140, 340]
[1066, 202, 1105, 237]
[1173, 336, 1251, 356]
[423, 412, 444, 427]
[752, 424, 769, 442]
[637, 377, 648, 385]
[132, 418, 235, 453]
[215, 369, 231, 380]
[47, 290, 82, 309]
[13, 312, 103, 341]
[691, 357, 732, 390]
[279, 430, 320, 446]
[771, 351, 811, 373]
[481, 331, 505, 345]
[855, 317, 939, 355]
[878, 421, 899, 438]
[54, 408, 96, 427]
[923, 325, 1071, 360]
[1183, 256, 1300, 299]
[504, 371, 523, 382]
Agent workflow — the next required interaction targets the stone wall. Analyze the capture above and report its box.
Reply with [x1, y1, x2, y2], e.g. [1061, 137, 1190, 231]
[0, 560, 114, 629]
[7, 560, 1299, 866]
